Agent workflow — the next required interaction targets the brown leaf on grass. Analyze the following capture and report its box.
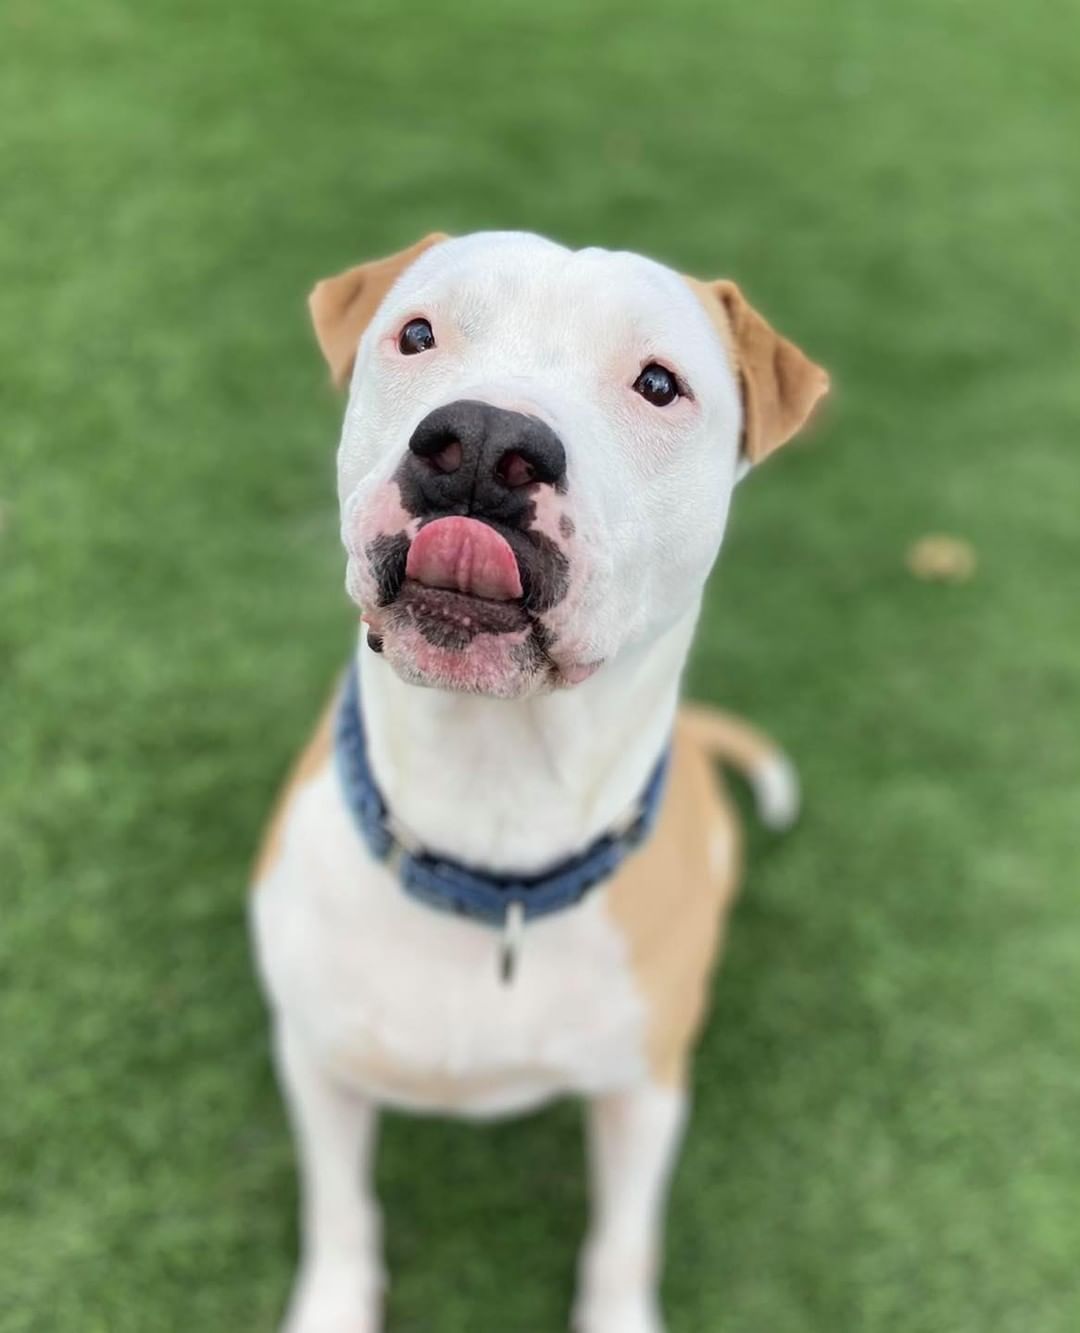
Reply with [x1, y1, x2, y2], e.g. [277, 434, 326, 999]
[906, 534, 977, 583]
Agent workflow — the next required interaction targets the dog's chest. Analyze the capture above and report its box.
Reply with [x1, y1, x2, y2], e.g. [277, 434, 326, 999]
[252, 767, 649, 1117]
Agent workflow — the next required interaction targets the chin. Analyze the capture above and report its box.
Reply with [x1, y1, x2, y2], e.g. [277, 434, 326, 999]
[379, 626, 547, 699]
[365, 598, 604, 702]
[352, 512, 599, 698]
[368, 593, 548, 699]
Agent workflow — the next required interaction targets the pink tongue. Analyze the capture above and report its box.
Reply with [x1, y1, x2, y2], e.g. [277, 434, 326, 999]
[405, 517, 523, 601]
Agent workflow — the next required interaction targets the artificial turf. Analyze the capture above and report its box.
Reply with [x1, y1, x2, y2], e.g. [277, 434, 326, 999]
[2, 0, 1079, 1329]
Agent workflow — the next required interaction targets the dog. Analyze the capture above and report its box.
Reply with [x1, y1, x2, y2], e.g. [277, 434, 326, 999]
[250, 231, 828, 1333]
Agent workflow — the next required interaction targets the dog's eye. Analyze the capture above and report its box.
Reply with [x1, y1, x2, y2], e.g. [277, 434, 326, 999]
[398, 318, 436, 355]
[633, 363, 680, 407]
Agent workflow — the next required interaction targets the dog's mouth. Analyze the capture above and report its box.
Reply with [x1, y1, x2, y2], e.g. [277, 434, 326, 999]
[369, 517, 562, 635]
[363, 516, 548, 660]
[361, 514, 585, 695]
[392, 580, 531, 649]
[406, 515, 524, 601]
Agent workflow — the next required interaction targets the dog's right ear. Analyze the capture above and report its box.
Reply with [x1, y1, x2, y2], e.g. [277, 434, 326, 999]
[308, 233, 449, 389]
[711, 280, 830, 465]
[687, 275, 829, 466]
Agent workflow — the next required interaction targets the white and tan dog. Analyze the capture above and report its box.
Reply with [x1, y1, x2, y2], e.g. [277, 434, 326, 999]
[251, 231, 828, 1333]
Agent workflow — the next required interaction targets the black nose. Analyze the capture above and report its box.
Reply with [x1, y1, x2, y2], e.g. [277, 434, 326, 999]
[402, 400, 566, 524]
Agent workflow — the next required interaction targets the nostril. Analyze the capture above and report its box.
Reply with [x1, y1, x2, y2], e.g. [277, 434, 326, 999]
[407, 402, 566, 503]
[495, 450, 538, 489]
[426, 439, 462, 474]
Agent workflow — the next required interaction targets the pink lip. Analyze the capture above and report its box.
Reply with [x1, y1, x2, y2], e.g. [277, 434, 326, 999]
[405, 516, 523, 602]
[559, 660, 601, 686]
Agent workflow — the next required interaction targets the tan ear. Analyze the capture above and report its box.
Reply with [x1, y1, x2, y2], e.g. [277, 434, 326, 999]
[308, 232, 449, 388]
[701, 279, 829, 464]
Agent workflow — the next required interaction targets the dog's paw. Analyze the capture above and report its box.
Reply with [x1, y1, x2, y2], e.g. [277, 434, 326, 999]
[573, 1241, 665, 1333]
[281, 1260, 383, 1333]
[573, 1296, 665, 1333]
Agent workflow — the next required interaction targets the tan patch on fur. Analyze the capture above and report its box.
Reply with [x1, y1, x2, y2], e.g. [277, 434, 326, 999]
[309, 233, 449, 388]
[678, 701, 784, 776]
[684, 274, 829, 463]
[251, 685, 339, 887]
[254, 683, 773, 1092]
[684, 275, 738, 363]
[605, 707, 745, 1087]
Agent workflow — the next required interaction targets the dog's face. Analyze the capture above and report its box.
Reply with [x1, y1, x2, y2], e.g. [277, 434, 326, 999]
[311, 232, 827, 699]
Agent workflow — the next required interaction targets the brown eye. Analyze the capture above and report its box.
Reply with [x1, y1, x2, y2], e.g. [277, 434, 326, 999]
[633, 363, 680, 406]
[399, 318, 436, 355]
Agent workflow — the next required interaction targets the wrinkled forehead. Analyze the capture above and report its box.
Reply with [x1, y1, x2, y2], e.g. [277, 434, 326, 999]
[381, 232, 732, 379]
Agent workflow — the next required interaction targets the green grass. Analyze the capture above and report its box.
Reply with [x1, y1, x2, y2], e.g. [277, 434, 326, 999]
[2, 0, 1079, 1329]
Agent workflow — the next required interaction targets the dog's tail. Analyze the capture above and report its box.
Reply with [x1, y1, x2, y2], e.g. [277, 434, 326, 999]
[680, 702, 801, 832]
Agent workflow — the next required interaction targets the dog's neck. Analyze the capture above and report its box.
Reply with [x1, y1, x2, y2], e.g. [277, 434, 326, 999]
[358, 606, 700, 875]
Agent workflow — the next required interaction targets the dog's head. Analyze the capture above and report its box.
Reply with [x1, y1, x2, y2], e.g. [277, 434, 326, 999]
[310, 231, 828, 699]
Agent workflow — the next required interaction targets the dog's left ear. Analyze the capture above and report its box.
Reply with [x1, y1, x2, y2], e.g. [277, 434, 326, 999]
[308, 233, 449, 389]
[698, 279, 830, 465]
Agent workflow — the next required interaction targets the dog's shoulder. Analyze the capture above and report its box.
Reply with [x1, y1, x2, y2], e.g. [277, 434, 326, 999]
[604, 707, 743, 1085]
[251, 679, 340, 888]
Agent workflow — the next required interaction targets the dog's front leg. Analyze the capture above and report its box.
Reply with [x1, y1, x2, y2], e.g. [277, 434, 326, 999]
[274, 1025, 383, 1333]
[575, 1083, 688, 1333]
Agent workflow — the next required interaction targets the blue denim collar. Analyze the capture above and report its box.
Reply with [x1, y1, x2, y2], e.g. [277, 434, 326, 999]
[334, 656, 671, 931]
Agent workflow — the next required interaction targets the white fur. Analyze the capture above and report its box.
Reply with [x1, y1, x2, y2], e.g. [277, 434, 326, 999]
[751, 752, 801, 831]
[577, 1086, 688, 1333]
[253, 758, 651, 1120]
[338, 232, 744, 695]
[361, 608, 698, 873]
[252, 232, 753, 1332]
